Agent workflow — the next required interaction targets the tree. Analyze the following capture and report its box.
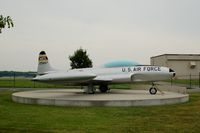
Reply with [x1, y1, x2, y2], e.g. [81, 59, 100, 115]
[0, 15, 14, 33]
[69, 48, 93, 69]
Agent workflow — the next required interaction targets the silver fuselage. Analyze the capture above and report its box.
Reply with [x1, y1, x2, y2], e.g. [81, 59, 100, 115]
[33, 66, 175, 86]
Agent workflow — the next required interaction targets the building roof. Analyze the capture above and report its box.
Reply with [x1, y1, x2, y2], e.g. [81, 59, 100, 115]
[151, 54, 200, 59]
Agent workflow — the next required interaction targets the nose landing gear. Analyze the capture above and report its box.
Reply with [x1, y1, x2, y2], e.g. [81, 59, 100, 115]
[149, 87, 157, 95]
[149, 83, 164, 95]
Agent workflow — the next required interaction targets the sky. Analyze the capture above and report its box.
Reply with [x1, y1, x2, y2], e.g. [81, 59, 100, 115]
[1, 0, 200, 71]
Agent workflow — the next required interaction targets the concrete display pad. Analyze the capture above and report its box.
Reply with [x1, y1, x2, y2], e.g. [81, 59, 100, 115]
[12, 89, 189, 107]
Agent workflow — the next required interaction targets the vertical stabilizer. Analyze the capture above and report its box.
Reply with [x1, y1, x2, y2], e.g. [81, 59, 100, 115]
[37, 51, 55, 75]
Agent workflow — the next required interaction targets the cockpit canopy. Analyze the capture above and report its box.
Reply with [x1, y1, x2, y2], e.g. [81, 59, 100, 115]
[104, 60, 140, 68]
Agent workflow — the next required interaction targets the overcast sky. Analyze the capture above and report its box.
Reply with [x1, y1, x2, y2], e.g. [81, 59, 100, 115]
[1, 0, 200, 71]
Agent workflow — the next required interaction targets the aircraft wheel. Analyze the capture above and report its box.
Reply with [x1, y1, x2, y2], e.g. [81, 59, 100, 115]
[149, 87, 157, 95]
[99, 85, 108, 93]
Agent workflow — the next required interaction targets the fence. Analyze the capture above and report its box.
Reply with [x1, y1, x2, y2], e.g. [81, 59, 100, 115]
[170, 74, 200, 89]
[0, 75, 69, 89]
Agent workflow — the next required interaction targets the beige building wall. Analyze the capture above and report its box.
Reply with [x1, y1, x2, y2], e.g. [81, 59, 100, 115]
[151, 54, 200, 79]
[151, 56, 167, 66]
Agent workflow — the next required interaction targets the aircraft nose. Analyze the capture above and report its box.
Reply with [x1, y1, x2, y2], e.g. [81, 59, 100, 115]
[169, 68, 176, 77]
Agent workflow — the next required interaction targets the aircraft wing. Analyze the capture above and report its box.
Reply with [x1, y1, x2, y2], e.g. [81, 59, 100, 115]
[33, 72, 97, 83]
[92, 76, 113, 82]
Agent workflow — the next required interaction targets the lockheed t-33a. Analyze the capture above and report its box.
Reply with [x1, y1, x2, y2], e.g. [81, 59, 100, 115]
[33, 51, 176, 94]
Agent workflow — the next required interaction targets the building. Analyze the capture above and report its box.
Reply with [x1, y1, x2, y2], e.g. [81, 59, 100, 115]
[151, 54, 200, 79]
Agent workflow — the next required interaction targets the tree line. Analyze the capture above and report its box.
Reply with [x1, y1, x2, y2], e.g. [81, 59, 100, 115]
[0, 71, 36, 78]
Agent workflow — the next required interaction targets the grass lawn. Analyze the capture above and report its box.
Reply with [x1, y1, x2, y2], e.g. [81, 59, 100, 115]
[0, 78, 68, 88]
[171, 79, 200, 86]
[0, 91, 200, 133]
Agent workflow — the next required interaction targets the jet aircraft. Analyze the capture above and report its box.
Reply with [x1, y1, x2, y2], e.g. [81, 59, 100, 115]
[33, 51, 176, 94]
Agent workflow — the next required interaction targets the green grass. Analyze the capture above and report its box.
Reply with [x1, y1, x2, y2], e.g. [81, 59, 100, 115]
[0, 78, 74, 88]
[172, 79, 199, 85]
[166, 79, 200, 87]
[0, 91, 200, 133]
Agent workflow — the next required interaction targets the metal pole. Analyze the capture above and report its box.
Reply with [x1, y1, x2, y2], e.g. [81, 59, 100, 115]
[13, 71, 15, 88]
[189, 74, 191, 89]
[198, 72, 200, 88]
[171, 77, 172, 86]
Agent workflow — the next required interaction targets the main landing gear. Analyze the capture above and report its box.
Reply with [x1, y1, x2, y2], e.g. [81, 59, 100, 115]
[83, 84, 109, 94]
[99, 85, 109, 93]
[83, 84, 95, 94]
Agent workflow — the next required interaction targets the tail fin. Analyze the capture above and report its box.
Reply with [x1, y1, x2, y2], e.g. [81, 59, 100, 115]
[37, 51, 55, 75]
